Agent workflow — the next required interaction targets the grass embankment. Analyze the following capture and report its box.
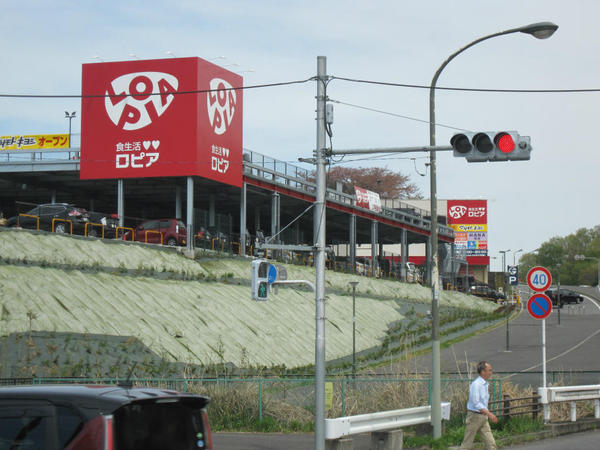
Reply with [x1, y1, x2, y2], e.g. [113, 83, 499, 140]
[0, 228, 502, 377]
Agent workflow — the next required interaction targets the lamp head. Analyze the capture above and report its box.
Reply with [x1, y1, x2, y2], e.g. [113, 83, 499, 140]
[519, 22, 558, 39]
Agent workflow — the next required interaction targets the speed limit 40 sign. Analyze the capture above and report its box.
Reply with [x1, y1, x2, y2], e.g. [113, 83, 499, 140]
[527, 266, 552, 292]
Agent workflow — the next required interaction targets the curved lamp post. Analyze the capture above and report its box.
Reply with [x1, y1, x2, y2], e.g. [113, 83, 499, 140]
[428, 22, 558, 438]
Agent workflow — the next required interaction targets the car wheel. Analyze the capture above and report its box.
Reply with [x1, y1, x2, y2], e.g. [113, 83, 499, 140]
[167, 237, 177, 246]
[54, 223, 66, 234]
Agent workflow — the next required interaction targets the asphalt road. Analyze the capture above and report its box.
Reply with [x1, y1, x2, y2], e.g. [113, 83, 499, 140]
[406, 285, 600, 384]
[505, 428, 600, 449]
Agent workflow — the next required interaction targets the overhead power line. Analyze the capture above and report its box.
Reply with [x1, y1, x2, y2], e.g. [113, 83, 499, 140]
[330, 75, 600, 94]
[0, 78, 316, 99]
[329, 98, 469, 132]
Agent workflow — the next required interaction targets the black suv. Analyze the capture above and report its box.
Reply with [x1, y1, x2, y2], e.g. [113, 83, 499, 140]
[0, 385, 212, 450]
[6, 203, 89, 234]
[545, 289, 584, 306]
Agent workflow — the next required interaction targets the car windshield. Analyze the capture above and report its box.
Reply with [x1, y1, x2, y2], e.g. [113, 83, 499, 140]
[114, 401, 208, 450]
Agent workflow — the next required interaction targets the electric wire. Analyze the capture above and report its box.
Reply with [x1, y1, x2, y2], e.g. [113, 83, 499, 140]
[331, 75, 600, 93]
[0, 77, 316, 99]
[329, 98, 470, 132]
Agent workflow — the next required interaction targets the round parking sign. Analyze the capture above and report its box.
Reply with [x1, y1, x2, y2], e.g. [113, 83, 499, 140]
[527, 293, 553, 319]
[527, 266, 552, 292]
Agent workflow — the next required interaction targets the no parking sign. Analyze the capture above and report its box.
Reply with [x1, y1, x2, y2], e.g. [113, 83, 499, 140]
[527, 293, 553, 320]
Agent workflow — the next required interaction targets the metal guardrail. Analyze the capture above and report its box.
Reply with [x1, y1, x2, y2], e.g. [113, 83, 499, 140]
[325, 402, 451, 441]
[539, 385, 600, 422]
[2, 148, 454, 239]
[244, 149, 454, 239]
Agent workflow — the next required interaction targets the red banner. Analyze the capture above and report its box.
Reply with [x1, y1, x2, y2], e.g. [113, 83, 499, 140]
[354, 186, 382, 213]
[447, 199, 487, 224]
[80, 57, 243, 187]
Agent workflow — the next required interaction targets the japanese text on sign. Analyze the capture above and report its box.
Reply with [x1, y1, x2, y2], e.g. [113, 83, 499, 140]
[0, 134, 70, 150]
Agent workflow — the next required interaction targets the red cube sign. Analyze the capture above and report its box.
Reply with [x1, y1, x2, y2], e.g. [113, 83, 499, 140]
[80, 57, 243, 187]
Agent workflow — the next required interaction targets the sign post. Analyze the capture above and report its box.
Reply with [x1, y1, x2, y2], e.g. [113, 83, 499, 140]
[527, 266, 553, 388]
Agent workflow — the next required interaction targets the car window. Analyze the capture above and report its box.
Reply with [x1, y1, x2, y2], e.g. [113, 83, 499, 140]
[26, 206, 40, 216]
[158, 220, 171, 228]
[56, 405, 83, 448]
[177, 221, 186, 229]
[114, 402, 208, 450]
[47, 206, 65, 215]
[141, 220, 159, 230]
[0, 404, 54, 449]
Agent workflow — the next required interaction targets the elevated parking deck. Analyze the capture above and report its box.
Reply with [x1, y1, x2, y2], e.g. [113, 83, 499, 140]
[0, 147, 454, 259]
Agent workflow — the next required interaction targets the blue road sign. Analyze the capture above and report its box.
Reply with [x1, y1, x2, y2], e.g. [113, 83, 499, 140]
[527, 293, 552, 319]
[268, 264, 278, 284]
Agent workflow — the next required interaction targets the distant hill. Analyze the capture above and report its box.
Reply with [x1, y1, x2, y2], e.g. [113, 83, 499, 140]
[0, 228, 498, 378]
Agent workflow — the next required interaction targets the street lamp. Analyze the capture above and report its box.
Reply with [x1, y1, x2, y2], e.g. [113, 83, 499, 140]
[513, 248, 523, 266]
[349, 281, 359, 380]
[65, 111, 76, 148]
[574, 255, 600, 289]
[428, 21, 558, 438]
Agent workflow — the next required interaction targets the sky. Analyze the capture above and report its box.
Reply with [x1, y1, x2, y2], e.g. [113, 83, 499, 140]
[2, 0, 599, 271]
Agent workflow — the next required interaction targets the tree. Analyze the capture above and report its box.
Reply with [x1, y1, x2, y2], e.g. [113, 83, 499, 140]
[326, 166, 421, 199]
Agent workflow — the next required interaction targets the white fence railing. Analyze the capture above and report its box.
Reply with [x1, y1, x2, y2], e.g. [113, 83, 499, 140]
[538, 385, 600, 422]
[325, 402, 451, 441]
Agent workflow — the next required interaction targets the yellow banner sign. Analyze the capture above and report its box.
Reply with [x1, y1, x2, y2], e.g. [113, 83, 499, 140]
[0, 134, 70, 150]
[450, 224, 487, 232]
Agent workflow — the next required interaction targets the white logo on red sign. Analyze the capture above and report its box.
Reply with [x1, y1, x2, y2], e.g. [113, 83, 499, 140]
[448, 205, 467, 219]
[105, 72, 179, 131]
[207, 78, 236, 135]
[448, 204, 486, 219]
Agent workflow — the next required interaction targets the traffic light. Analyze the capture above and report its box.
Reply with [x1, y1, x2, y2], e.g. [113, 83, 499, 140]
[251, 259, 270, 301]
[450, 131, 532, 162]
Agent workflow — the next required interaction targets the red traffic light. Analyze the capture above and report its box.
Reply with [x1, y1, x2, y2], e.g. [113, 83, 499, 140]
[495, 133, 515, 153]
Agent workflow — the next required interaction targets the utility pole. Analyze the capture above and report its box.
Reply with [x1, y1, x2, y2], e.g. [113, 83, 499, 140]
[314, 55, 328, 450]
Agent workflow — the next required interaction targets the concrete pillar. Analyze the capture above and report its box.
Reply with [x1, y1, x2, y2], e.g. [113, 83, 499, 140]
[349, 215, 356, 273]
[117, 179, 124, 227]
[175, 186, 182, 219]
[240, 182, 247, 255]
[209, 194, 216, 228]
[371, 429, 403, 450]
[271, 192, 280, 242]
[186, 177, 194, 252]
[325, 438, 352, 450]
[401, 229, 408, 282]
[371, 220, 378, 278]
[255, 208, 261, 232]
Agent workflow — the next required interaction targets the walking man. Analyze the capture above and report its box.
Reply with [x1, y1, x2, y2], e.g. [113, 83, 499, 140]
[460, 361, 497, 449]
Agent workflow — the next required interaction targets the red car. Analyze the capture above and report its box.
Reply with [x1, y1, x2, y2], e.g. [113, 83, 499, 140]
[124, 218, 187, 246]
[0, 384, 212, 450]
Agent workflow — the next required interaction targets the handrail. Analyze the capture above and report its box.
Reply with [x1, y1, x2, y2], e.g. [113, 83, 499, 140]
[17, 213, 40, 230]
[52, 218, 73, 234]
[144, 229, 163, 244]
[84, 222, 104, 238]
[116, 226, 135, 241]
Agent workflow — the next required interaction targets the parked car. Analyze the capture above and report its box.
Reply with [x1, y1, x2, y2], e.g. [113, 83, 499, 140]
[0, 384, 212, 450]
[545, 288, 584, 306]
[5, 203, 90, 234]
[87, 211, 119, 236]
[124, 218, 187, 246]
[470, 283, 504, 302]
